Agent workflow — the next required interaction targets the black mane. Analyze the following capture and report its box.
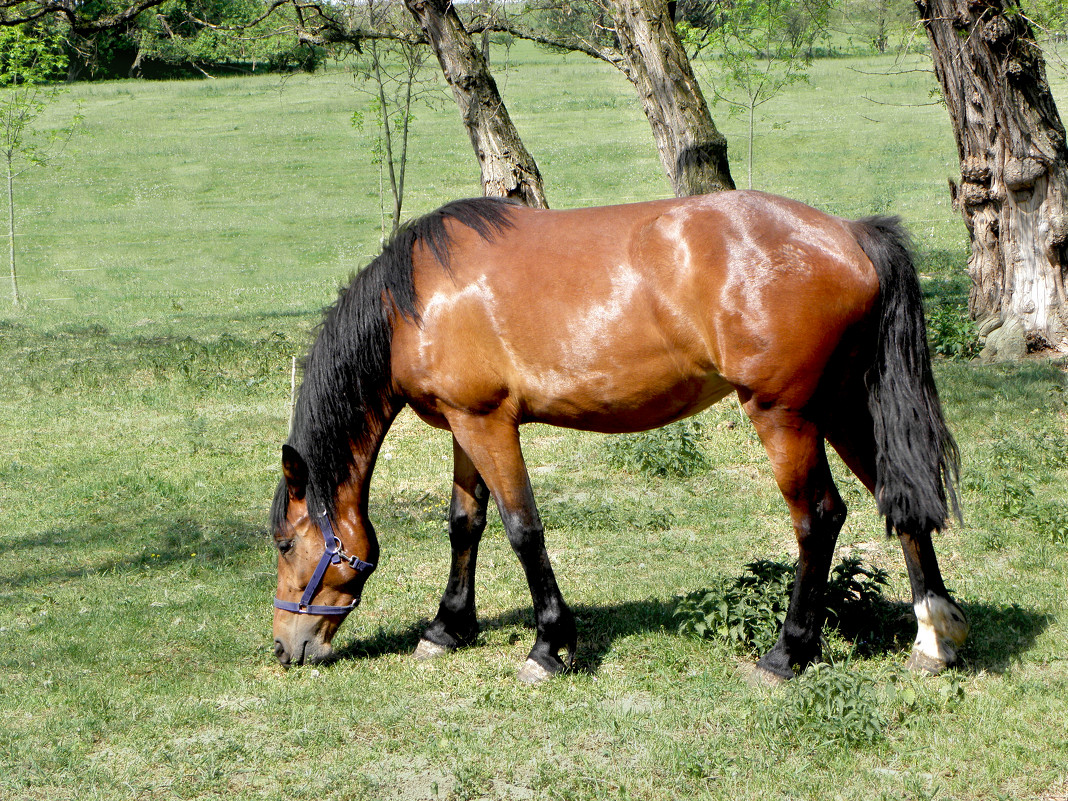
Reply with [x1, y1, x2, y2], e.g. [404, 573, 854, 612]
[271, 197, 516, 530]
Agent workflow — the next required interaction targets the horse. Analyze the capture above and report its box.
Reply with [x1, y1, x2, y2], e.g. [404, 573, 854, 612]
[270, 190, 969, 683]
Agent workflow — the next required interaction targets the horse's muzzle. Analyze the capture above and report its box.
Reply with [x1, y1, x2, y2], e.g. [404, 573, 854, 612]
[273, 635, 335, 668]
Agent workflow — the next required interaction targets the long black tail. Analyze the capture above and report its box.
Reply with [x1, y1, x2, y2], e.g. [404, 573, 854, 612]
[851, 216, 961, 536]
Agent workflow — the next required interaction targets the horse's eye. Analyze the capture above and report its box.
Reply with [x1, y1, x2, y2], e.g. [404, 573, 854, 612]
[276, 539, 294, 556]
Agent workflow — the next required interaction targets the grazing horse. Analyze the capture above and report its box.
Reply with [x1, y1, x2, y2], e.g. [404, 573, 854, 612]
[270, 191, 968, 683]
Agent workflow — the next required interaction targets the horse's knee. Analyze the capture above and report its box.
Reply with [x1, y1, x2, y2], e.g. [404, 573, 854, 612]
[450, 497, 487, 537]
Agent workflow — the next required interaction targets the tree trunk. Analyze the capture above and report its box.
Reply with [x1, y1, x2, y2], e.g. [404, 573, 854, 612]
[6, 154, 17, 305]
[404, 0, 548, 208]
[609, 0, 735, 196]
[918, 0, 1068, 352]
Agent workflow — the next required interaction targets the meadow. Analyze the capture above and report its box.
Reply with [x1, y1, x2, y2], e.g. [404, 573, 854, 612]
[1, 39, 1067, 800]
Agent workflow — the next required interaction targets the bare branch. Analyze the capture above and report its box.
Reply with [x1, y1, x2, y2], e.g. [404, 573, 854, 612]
[469, 16, 624, 70]
[1, 0, 169, 34]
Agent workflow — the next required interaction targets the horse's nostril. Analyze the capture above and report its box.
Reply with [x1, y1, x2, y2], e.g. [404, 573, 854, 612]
[273, 639, 289, 666]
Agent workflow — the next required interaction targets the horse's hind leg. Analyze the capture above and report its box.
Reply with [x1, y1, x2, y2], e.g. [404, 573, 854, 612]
[825, 405, 968, 673]
[744, 403, 847, 681]
[416, 436, 491, 659]
[446, 413, 577, 683]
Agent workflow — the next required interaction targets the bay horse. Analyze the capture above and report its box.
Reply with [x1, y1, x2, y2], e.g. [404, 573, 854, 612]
[270, 190, 968, 683]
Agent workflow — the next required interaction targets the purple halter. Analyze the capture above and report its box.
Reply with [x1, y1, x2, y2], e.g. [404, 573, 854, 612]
[273, 512, 376, 616]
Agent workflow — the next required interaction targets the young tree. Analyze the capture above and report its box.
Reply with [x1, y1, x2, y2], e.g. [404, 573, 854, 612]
[350, 25, 437, 241]
[1, 25, 79, 305]
[918, 0, 1068, 354]
[687, 0, 831, 189]
[350, 1, 445, 238]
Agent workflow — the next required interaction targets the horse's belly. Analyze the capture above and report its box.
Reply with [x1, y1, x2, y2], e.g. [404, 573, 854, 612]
[520, 367, 735, 434]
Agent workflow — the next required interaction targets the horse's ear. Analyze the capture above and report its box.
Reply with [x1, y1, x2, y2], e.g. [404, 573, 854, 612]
[281, 445, 308, 501]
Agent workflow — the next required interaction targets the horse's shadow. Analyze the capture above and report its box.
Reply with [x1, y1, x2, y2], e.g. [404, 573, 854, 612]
[333, 597, 677, 673]
[332, 595, 1052, 676]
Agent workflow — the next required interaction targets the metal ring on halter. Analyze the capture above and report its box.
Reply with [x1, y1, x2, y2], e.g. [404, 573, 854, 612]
[273, 512, 376, 616]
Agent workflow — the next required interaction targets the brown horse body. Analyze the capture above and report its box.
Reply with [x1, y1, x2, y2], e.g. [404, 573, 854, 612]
[271, 191, 968, 682]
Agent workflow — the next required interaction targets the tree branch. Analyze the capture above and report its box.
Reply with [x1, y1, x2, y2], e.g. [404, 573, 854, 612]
[470, 16, 625, 71]
[1, 0, 169, 34]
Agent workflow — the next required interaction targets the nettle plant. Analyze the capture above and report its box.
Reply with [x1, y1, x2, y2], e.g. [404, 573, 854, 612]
[605, 419, 708, 477]
[759, 663, 888, 749]
[674, 555, 893, 656]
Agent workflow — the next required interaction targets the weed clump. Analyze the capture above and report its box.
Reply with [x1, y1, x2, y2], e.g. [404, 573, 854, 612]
[759, 663, 888, 748]
[674, 556, 894, 656]
[927, 301, 980, 360]
[606, 420, 708, 477]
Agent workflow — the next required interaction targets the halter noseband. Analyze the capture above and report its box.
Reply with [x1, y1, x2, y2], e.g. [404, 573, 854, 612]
[273, 512, 376, 617]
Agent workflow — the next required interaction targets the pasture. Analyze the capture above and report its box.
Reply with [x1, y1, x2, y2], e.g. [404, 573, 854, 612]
[2, 41, 1067, 800]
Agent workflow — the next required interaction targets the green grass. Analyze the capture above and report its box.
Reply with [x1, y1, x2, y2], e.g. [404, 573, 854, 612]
[2, 41, 1068, 801]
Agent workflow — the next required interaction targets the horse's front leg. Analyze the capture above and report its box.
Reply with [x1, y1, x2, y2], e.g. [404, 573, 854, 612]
[446, 412, 577, 683]
[416, 436, 490, 659]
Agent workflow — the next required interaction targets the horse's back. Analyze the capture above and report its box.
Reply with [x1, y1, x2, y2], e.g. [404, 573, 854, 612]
[392, 191, 880, 431]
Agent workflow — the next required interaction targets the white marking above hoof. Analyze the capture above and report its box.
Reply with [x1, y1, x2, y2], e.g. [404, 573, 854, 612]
[911, 594, 969, 672]
[413, 638, 449, 661]
[517, 658, 555, 685]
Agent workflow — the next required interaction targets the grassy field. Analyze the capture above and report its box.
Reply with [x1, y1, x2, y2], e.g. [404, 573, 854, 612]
[1, 40, 1067, 800]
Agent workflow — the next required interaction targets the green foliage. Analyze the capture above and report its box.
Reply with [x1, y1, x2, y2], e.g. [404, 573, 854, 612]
[675, 558, 793, 652]
[520, 1, 617, 53]
[965, 424, 1068, 547]
[0, 25, 67, 87]
[61, 0, 317, 79]
[1027, 0, 1068, 38]
[675, 556, 894, 656]
[606, 419, 709, 478]
[927, 301, 980, 360]
[760, 663, 888, 749]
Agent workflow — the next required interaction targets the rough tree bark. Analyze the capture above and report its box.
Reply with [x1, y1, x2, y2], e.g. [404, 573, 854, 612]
[608, 0, 735, 195]
[918, 0, 1068, 354]
[480, 0, 733, 197]
[404, 0, 548, 207]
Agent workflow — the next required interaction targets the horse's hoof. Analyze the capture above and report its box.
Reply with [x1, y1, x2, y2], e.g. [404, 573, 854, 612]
[749, 663, 790, 687]
[517, 658, 557, 685]
[906, 648, 948, 675]
[413, 638, 450, 661]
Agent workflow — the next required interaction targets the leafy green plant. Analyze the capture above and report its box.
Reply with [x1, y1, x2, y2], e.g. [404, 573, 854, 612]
[606, 420, 708, 477]
[927, 301, 980, 360]
[760, 663, 888, 749]
[675, 558, 793, 653]
[675, 556, 896, 656]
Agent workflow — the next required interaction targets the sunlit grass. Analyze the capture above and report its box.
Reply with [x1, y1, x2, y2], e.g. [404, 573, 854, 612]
[1, 40, 1066, 801]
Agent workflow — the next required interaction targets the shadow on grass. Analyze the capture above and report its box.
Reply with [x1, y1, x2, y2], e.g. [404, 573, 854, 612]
[332, 595, 1052, 678]
[959, 600, 1054, 675]
[0, 516, 266, 591]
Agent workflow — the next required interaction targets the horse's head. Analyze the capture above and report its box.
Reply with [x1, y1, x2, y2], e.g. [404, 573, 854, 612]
[271, 445, 377, 667]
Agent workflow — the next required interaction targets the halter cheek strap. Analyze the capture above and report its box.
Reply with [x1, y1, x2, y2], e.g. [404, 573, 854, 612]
[273, 513, 376, 616]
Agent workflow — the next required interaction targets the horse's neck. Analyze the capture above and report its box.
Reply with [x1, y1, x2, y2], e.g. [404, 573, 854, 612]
[340, 398, 401, 516]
